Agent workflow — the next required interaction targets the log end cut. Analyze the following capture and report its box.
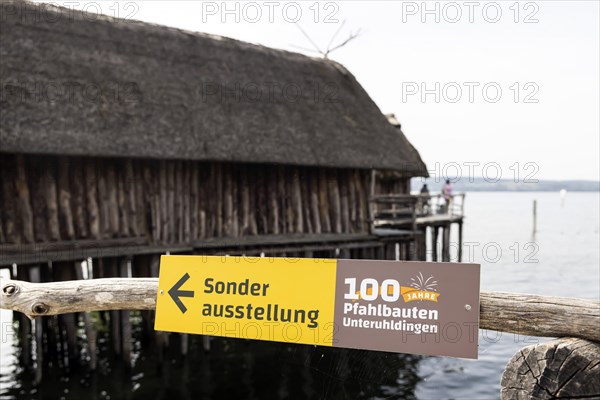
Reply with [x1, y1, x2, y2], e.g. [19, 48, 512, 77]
[501, 338, 600, 399]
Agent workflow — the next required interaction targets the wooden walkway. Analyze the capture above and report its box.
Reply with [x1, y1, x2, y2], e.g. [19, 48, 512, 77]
[370, 193, 466, 262]
[416, 214, 463, 226]
[0, 232, 420, 267]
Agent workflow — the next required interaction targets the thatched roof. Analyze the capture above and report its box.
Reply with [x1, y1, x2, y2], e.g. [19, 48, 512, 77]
[0, 0, 427, 175]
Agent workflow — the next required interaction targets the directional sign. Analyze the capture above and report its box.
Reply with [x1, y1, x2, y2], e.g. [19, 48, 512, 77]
[155, 256, 480, 359]
[168, 273, 194, 314]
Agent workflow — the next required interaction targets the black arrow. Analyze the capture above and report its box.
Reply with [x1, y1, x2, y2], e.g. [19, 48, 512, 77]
[168, 273, 194, 314]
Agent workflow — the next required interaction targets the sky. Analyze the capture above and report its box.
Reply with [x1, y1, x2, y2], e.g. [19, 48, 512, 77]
[35, 1, 600, 181]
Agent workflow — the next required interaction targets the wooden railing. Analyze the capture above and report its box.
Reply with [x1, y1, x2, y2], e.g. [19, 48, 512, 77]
[370, 194, 417, 230]
[0, 278, 596, 341]
[414, 193, 466, 217]
[370, 193, 466, 230]
[1, 278, 598, 399]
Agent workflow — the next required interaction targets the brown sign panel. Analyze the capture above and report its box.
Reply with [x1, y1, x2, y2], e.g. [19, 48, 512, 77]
[155, 256, 480, 359]
[333, 260, 480, 359]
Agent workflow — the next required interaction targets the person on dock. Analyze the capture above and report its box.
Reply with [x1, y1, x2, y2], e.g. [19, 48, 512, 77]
[442, 179, 453, 214]
[419, 184, 431, 215]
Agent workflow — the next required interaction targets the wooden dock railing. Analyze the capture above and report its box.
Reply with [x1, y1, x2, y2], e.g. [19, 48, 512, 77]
[370, 193, 466, 226]
[1, 278, 599, 399]
[416, 193, 466, 217]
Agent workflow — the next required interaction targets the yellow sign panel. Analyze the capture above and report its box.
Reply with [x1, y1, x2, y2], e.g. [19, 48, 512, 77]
[155, 256, 481, 358]
[154, 255, 338, 346]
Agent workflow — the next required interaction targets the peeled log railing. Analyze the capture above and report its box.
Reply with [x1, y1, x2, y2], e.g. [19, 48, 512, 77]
[1, 278, 599, 399]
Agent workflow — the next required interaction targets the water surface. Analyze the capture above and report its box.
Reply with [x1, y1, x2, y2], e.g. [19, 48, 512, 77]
[1, 192, 598, 399]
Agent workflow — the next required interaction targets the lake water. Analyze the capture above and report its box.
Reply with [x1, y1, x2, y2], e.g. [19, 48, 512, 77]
[1, 192, 598, 399]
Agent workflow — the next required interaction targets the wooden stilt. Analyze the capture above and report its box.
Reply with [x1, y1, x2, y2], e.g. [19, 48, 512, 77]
[104, 258, 122, 356]
[458, 221, 464, 262]
[432, 226, 440, 262]
[309, 171, 321, 234]
[158, 161, 168, 242]
[149, 255, 169, 357]
[116, 161, 130, 237]
[133, 255, 153, 340]
[168, 162, 177, 242]
[31, 159, 48, 243]
[376, 245, 385, 260]
[54, 261, 79, 364]
[420, 231, 427, 261]
[15, 155, 35, 243]
[180, 334, 189, 356]
[40, 262, 59, 368]
[202, 336, 211, 352]
[0, 155, 18, 244]
[339, 247, 350, 259]
[75, 259, 97, 370]
[85, 159, 100, 239]
[442, 225, 451, 262]
[223, 164, 234, 237]
[385, 243, 395, 260]
[215, 164, 223, 237]
[119, 258, 132, 367]
[29, 265, 43, 384]
[16, 266, 31, 366]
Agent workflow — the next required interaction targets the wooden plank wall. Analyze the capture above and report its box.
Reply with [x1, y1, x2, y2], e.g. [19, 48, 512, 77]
[0, 154, 371, 245]
[374, 175, 411, 196]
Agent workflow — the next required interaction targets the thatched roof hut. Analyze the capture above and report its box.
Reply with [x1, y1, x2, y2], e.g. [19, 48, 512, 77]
[0, 2, 437, 374]
[0, 0, 428, 266]
[1, 0, 426, 175]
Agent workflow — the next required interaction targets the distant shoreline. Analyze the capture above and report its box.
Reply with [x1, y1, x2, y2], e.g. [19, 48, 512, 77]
[411, 179, 600, 193]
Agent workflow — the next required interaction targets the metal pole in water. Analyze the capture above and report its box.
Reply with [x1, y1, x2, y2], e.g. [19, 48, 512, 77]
[532, 199, 537, 234]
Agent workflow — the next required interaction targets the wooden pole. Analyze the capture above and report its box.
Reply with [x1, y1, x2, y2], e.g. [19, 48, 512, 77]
[117, 164, 129, 237]
[458, 221, 463, 262]
[368, 170, 375, 235]
[267, 168, 279, 235]
[277, 167, 289, 234]
[442, 225, 450, 262]
[239, 168, 250, 236]
[300, 169, 313, 234]
[134, 161, 146, 238]
[105, 162, 119, 238]
[432, 226, 440, 262]
[75, 259, 97, 370]
[309, 170, 321, 234]
[190, 163, 200, 240]
[103, 259, 122, 356]
[532, 199, 537, 234]
[291, 169, 303, 233]
[167, 162, 176, 242]
[2, 279, 599, 343]
[29, 265, 44, 384]
[15, 266, 31, 366]
[84, 159, 100, 239]
[0, 155, 18, 243]
[223, 164, 234, 237]
[318, 170, 331, 233]
[159, 161, 168, 242]
[53, 261, 79, 363]
[119, 258, 132, 367]
[15, 155, 35, 243]
[327, 170, 342, 234]
[31, 159, 49, 243]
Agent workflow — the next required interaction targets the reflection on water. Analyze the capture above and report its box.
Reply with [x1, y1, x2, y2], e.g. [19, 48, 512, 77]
[1, 325, 421, 400]
[1, 192, 599, 399]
